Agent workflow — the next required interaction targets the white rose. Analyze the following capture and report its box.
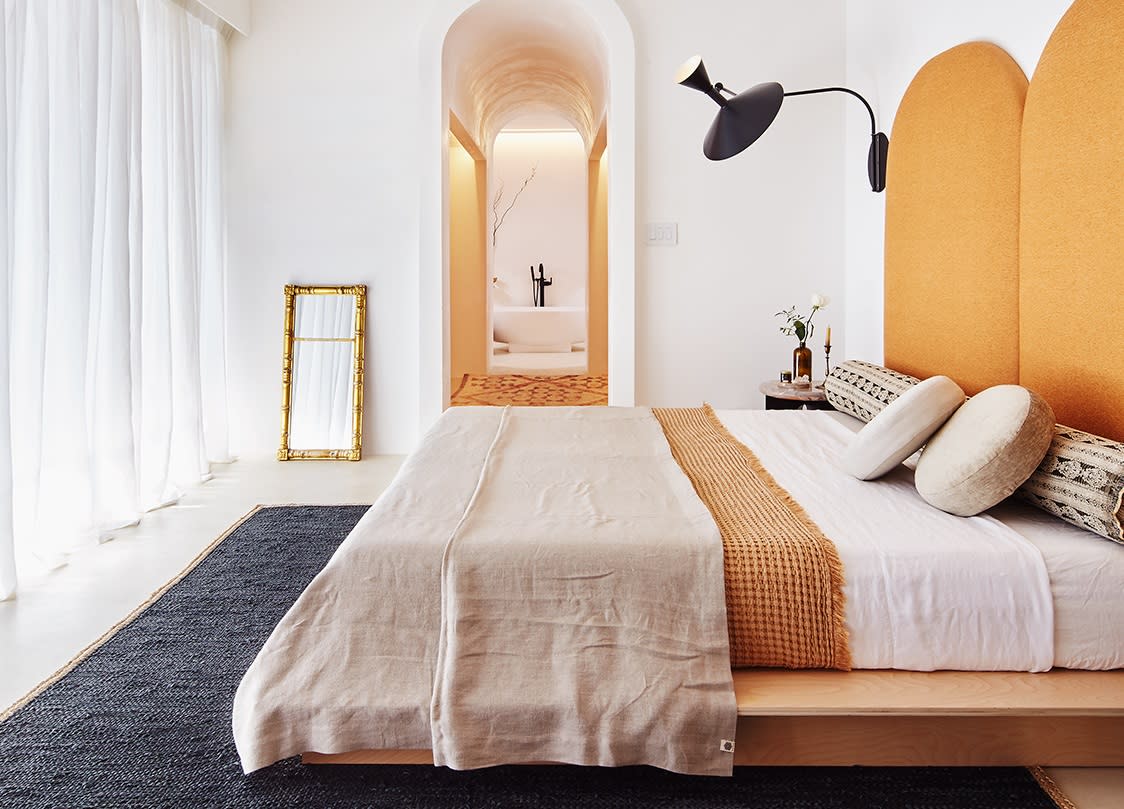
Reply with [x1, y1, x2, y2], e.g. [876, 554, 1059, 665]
[811, 293, 830, 308]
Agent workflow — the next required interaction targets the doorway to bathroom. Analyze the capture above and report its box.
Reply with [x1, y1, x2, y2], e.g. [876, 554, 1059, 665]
[488, 118, 601, 378]
[448, 114, 608, 405]
[431, 0, 628, 412]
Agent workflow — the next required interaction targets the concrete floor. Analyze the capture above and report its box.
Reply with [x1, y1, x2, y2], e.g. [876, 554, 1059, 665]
[0, 456, 1119, 807]
[0, 456, 402, 712]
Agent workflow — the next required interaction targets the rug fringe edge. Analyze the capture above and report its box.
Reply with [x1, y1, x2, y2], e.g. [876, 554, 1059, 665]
[0, 505, 266, 723]
[1028, 766, 1080, 809]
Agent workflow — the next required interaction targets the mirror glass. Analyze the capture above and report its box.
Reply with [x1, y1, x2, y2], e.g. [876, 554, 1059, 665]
[289, 340, 355, 450]
[279, 286, 366, 460]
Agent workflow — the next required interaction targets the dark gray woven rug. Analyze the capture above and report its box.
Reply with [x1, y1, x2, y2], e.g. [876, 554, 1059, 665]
[0, 505, 1065, 808]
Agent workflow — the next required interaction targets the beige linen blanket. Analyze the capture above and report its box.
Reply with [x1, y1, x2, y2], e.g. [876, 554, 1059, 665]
[234, 407, 738, 776]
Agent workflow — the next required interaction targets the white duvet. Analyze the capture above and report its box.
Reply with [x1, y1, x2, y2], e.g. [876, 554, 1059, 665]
[715, 409, 1055, 671]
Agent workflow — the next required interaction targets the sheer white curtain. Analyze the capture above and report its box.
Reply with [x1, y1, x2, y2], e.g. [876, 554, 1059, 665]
[0, 0, 13, 598]
[0, 0, 230, 600]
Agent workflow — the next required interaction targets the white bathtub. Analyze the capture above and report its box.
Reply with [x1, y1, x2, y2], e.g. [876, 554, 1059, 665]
[493, 305, 585, 353]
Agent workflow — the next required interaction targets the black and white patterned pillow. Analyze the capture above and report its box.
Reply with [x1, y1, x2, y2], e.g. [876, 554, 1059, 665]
[1016, 426, 1124, 545]
[824, 360, 920, 423]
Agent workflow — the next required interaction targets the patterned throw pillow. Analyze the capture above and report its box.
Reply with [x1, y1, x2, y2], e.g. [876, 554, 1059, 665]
[824, 360, 920, 423]
[1016, 426, 1124, 544]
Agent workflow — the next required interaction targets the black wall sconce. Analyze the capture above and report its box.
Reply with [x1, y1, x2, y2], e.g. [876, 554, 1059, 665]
[675, 55, 889, 192]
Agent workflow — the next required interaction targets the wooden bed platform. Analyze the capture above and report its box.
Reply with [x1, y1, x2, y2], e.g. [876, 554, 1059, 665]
[304, 668, 1124, 767]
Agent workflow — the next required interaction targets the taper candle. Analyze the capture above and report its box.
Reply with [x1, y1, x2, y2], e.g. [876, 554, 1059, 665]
[825, 326, 832, 348]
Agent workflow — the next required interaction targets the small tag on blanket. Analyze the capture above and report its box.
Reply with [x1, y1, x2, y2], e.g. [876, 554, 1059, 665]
[720, 739, 735, 753]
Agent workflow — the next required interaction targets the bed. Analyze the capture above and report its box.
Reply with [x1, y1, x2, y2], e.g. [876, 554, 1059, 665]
[235, 0, 1124, 774]
[233, 402, 1124, 772]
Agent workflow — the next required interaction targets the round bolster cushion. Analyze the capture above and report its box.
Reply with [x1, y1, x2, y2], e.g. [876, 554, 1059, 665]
[915, 385, 1056, 516]
[842, 375, 966, 480]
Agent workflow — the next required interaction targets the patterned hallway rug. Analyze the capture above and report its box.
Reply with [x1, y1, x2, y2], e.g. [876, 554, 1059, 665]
[451, 373, 609, 407]
[0, 506, 1072, 808]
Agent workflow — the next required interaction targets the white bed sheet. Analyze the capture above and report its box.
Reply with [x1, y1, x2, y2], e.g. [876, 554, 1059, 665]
[821, 408, 1124, 670]
[988, 500, 1124, 670]
[717, 408, 1124, 671]
[715, 409, 1056, 671]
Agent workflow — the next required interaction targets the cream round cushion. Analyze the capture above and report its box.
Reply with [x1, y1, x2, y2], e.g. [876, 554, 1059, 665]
[842, 375, 966, 480]
[915, 385, 1056, 516]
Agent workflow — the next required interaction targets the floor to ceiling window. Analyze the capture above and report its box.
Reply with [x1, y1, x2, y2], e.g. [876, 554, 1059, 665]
[0, 0, 231, 600]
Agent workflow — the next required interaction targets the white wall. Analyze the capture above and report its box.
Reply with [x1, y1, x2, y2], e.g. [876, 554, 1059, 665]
[198, 0, 250, 34]
[491, 130, 588, 309]
[227, 0, 428, 457]
[843, 0, 1073, 364]
[616, 0, 846, 408]
[227, 0, 847, 456]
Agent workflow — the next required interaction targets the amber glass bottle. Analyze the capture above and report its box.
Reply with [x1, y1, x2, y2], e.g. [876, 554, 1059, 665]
[793, 343, 812, 381]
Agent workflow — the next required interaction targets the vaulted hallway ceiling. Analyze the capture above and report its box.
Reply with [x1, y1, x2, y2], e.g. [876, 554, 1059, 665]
[443, 0, 608, 151]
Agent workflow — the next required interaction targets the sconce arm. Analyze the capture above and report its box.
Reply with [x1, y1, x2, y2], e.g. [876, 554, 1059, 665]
[783, 87, 877, 138]
[785, 86, 887, 192]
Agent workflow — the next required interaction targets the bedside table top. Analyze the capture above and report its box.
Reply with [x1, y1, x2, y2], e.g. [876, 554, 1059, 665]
[759, 380, 828, 402]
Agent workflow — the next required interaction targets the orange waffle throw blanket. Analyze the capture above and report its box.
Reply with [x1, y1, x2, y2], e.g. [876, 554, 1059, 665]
[653, 406, 852, 670]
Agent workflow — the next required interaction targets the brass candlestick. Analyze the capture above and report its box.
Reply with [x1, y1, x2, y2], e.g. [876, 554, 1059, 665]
[824, 344, 832, 380]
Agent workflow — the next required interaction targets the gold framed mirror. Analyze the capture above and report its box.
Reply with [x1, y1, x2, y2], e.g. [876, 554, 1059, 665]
[278, 284, 366, 461]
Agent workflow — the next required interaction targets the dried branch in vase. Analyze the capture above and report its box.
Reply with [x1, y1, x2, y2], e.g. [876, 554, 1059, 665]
[491, 165, 537, 246]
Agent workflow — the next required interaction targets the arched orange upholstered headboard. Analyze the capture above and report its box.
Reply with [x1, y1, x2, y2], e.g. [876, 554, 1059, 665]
[1020, 0, 1124, 441]
[884, 0, 1124, 441]
[884, 43, 1027, 395]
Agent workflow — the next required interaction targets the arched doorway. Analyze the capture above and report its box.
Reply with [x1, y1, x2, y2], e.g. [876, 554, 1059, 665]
[417, 0, 635, 432]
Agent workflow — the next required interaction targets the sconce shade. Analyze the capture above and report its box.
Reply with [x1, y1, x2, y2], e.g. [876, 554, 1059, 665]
[676, 55, 714, 95]
[676, 55, 785, 160]
[704, 82, 785, 160]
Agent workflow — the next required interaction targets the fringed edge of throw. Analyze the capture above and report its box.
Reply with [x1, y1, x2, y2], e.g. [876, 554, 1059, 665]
[701, 404, 852, 671]
[1028, 766, 1079, 809]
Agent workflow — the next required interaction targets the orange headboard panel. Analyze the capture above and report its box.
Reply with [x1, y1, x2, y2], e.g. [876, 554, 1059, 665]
[1020, 0, 1124, 441]
[884, 43, 1027, 394]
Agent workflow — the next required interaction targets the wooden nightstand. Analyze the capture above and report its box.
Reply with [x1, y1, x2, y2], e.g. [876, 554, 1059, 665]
[759, 380, 834, 411]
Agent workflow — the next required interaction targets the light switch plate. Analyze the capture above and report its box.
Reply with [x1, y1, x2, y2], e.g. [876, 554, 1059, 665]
[646, 222, 678, 246]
